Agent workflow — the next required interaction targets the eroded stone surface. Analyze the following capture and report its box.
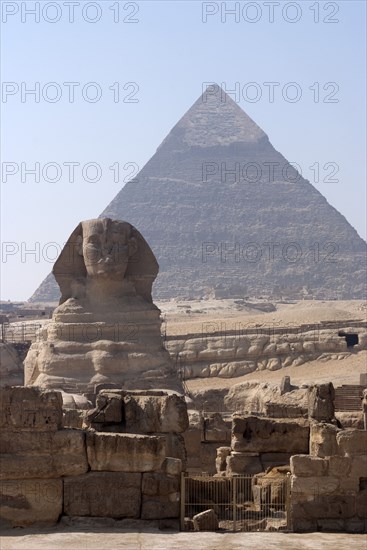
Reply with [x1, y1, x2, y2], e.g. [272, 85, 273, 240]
[231, 415, 309, 453]
[86, 432, 167, 472]
[0, 430, 87, 480]
[24, 219, 183, 394]
[0, 478, 62, 527]
[0, 387, 63, 432]
[63, 472, 141, 518]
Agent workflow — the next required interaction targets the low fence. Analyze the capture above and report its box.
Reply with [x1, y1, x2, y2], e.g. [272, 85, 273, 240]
[1, 322, 43, 343]
[181, 472, 291, 532]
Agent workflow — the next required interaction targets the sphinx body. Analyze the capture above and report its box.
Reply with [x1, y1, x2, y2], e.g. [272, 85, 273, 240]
[25, 219, 183, 394]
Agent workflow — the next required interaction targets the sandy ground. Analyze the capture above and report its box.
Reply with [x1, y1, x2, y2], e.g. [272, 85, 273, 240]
[1, 528, 366, 550]
[157, 299, 367, 336]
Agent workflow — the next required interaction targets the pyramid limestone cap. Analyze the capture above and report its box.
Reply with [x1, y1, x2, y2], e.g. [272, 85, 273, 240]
[159, 84, 267, 149]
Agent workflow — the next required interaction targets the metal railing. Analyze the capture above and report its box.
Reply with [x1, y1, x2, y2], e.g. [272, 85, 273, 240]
[181, 472, 291, 532]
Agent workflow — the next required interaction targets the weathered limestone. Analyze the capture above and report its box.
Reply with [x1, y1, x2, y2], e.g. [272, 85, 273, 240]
[336, 429, 367, 456]
[25, 218, 183, 394]
[0, 343, 23, 387]
[63, 472, 141, 518]
[193, 509, 218, 531]
[0, 386, 63, 431]
[141, 472, 180, 519]
[309, 422, 339, 457]
[252, 466, 290, 509]
[232, 415, 309, 454]
[164, 325, 366, 381]
[0, 430, 88, 480]
[0, 479, 62, 527]
[291, 424, 367, 533]
[86, 432, 167, 472]
[0, 385, 186, 528]
[215, 446, 231, 474]
[308, 383, 335, 422]
[290, 455, 327, 477]
[226, 452, 263, 475]
[123, 391, 189, 434]
[86, 390, 189, 434]
[203, 413, 231, 443]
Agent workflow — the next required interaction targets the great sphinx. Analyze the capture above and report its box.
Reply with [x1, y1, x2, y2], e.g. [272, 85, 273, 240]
[25, 218, 183, 394]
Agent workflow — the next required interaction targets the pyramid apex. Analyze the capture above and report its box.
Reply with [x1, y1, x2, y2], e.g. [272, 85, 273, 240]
[162, 82, 267, 149]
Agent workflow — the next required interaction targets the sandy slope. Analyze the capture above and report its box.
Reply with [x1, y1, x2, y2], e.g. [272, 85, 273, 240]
[158, 299, 366, 336]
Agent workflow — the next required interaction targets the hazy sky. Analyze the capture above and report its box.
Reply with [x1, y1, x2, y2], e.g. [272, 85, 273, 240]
[1, 0, 366, 300]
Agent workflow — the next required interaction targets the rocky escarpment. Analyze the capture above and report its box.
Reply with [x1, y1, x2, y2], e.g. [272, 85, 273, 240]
[165, 322, 367, 380]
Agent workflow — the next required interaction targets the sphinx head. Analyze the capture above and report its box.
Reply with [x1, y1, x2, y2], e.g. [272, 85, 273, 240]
[81, 219, 138, 279]
[53, 218, 158, 303]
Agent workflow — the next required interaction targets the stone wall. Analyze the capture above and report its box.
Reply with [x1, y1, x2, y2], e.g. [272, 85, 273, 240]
[290, 424, 367, 532]
[166, 325, 367, 379]
[215, 415, 310, 477]
[0, 386, 187, 528]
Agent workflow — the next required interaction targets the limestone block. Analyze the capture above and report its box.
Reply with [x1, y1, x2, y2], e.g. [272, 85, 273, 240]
[314, 495, 356, 520]
[253, 467, 289, 507]
[317, 518, 345, 531]
[290, 455, 327, 477]
[291, 476, 339, 496]
[200, 443, 220, 475]
[232, 416, 309, 453]
[163, 457, 182, 477]
[0, 478, 62, 527]
[163, 434, 187, 468]
[308, 383, 335, 422]
[183, 430, 201, 469]
[310, 422, 339, 458]
[216, 446, 231, 473]
[87, 432, 166, 472]
[356, 489, 367, 518]
[204, 413, 231, 442]
[63, 409, 84, 429]
[327, 456, 351, 477]
[64, 472, 141, 518]
[226, 452, 263, 475]
[260, 453, 293, 470]
[339, 477, 360, 494]
[92, 394, 123, 423]
[280, 376, 291, 395]
[141, 472, 180, 519]
[337, 429, 367, 457]
[350, 455, 367, 479]
[344, 518, 366, 533]
[0, 429, 88, 480]
[193, 509, 218, 531]
[0, 386, 62, 432]
[123, 392, 189, 434]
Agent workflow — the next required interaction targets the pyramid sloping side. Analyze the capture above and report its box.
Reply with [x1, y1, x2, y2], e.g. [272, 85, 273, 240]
[30, 90, 367, 302]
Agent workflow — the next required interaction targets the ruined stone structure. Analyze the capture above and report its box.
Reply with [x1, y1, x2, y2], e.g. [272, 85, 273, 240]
[24, 219, 183, 394]
[0, 386, 187, 528]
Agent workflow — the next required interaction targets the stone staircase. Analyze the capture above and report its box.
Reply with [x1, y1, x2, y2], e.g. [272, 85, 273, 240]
[334, 385, 365, 411]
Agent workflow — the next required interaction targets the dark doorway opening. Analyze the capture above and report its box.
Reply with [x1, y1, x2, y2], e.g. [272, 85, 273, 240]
[338, 331, 359, 348]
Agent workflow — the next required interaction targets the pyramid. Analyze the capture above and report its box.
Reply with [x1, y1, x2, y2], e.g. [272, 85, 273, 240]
[31, 86, 366, 302]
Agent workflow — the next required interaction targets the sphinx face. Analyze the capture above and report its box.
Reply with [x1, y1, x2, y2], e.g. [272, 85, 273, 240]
[82, 219, 137, 279]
